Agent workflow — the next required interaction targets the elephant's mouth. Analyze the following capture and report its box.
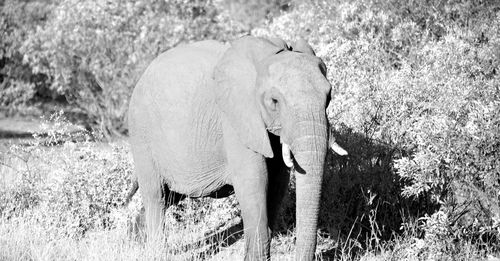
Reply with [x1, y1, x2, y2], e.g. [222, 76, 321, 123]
[266, 124, 282, 136]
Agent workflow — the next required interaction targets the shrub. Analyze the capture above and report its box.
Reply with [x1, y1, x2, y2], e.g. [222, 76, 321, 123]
[35, 142, 133, 237]
[0, 112, 134, 237]
[394, 27, 500, 241]
[215, 0, 291, 31]
[0, 166, 41, 219]
[255, 0, 500, 248]
[3, 0, 245, 135]
[0, 0, 55, 115]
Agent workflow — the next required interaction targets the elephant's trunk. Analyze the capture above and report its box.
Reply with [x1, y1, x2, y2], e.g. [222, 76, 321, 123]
[289, 111, 328, 260]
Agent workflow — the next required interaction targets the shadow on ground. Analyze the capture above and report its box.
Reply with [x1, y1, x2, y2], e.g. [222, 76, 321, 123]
[276, 127, 440, 259]
[189, 217, 244, 259]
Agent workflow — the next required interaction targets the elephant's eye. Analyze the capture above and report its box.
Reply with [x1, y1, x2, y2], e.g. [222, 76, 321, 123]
[263, 90, 282, 113]
[270, 98, 279, 110]
[264, 96, 279, 112]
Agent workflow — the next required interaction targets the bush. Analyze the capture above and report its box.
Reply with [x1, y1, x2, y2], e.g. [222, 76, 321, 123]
[0, 167, 41, 219]
[394, 28, 500, 245]
[0, 112, 134, 237]
[255, 0, 500, 249]
[2, 0, 245, 135]
[0, 0, 55, 115]
[215, 0, 291, 31]
[36, 143, 133, 237]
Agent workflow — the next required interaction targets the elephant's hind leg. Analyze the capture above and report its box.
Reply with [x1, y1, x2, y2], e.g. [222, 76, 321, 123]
[131, 141, 168, 243]
[142, 185, 167, 243]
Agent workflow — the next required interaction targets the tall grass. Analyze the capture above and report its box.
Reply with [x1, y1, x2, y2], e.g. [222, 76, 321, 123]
[1, 116, 497, 260]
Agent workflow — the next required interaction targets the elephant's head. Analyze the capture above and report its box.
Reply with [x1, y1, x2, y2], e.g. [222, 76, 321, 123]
[214, 36, 345, 259]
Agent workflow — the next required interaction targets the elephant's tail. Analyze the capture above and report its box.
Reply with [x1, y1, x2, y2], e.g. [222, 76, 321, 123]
[124, 179, 139, 207]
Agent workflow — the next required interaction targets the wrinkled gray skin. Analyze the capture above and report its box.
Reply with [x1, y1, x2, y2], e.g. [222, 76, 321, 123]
[128, 36, 339, 260]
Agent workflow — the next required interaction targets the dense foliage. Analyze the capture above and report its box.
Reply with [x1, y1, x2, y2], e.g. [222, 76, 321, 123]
[0, 114, 133, 237]
[1, 0, 248, 135]
[0, 0, 55, 114]
[254, 0, 500, 257]
[1, 0, 499, 259]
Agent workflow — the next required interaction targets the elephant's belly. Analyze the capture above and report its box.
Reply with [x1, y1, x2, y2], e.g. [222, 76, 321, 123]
[158, 151, 229, 197]
[149, 109, 230, 197]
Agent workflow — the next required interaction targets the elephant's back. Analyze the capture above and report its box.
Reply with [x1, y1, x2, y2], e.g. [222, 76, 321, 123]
[129, 41, 230, 197]
[136, 40, 228, 104]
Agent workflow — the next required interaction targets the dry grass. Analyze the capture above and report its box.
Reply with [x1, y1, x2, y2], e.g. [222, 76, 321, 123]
[3, 213, 496, 261]
[0, 118, 498, 261]
[2, 186, 497, 261]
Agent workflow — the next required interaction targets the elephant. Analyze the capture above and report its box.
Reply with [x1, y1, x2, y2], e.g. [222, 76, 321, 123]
[127, 36, 347, 261]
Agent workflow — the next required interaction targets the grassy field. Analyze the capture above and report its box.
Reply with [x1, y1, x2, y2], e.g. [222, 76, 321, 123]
[1, 116, 498, 261]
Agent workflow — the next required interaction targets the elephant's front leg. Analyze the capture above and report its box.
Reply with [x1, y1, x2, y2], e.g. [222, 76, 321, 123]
[232, 152, 271, 261]
[223, 120, 271, 260]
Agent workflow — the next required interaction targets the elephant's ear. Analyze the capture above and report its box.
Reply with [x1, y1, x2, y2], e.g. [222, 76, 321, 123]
[267, 37, 290, 51]
[291, 38, 316, 55]
[214, 36, 281, 158]
[291, 38, 328, 77]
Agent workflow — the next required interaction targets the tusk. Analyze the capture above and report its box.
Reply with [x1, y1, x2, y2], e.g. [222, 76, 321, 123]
[282, 143, 293, 168]
[330, 141, 348, 156]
